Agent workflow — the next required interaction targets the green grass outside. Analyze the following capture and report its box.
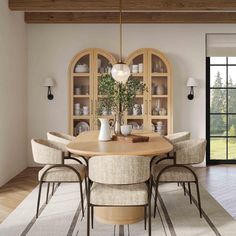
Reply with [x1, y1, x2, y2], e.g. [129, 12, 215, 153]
[211, 138, 236, 160]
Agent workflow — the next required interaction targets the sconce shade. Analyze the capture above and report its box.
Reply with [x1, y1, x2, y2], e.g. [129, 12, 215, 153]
[187, 77, 198, 87]
[43, 77, 55, 87]
[111, 63, 130, 84]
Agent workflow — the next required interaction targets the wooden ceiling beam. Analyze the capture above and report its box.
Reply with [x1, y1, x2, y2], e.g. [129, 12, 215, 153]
[10, 0, 236, 11]
[25, 12, 236, 24]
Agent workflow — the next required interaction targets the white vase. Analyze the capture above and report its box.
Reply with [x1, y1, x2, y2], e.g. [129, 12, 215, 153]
[98, 118, 111, 141]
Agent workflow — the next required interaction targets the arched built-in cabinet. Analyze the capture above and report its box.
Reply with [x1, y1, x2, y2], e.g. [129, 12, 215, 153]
[68, 48, 116, 135]
[125, 48, 173, 134]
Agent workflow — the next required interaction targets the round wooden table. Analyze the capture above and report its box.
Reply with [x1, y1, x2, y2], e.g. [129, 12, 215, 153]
[67, 130, 173, 225]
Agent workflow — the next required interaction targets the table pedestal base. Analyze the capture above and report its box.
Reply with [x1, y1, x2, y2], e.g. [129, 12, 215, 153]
[94, 207, 144, 225]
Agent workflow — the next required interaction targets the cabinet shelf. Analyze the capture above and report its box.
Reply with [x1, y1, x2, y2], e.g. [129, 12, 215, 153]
[151, 95, 168, 98]
[73, 95, 90, 98]
[127, 115, 145, 119]
[73, 115, 90, 119]
[73, 72, 91, 77]
[150, 116, 168, 119]
[131, 73, 144, 77]
[151, 73, 168, 77]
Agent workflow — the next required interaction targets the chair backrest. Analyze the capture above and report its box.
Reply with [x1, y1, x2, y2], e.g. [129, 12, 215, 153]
[47, 132, 75, 145]
[89, 155, 150, 185]
[175, 139, 206, 165]
[31, 139, 64, 165]
[165, 132, 190, 145]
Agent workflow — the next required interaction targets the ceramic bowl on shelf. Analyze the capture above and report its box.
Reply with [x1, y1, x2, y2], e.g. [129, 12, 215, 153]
[75, 64, 89, 73]
[121, 125, 132, 136]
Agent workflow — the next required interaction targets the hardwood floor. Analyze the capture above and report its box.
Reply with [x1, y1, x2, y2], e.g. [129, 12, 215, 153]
[0, 167, 40, 223]
[0, 165, 236, 223]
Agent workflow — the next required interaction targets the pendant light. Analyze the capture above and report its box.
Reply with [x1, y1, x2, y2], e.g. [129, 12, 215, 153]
[111, 0, 130, 84]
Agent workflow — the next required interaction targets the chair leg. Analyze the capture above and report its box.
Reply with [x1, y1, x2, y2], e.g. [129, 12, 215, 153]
[91, 206, 94, 229]
[188, 182, 192, 204]
[51, 182, 55, 195]
[195, 181, 202, 218]
[36, 181, 43, 218]
[46, 182, 50, 204]
[144, 206, 147, 230]
[153, 182, 158, 218]
[148, 198, 151, 236]
[79, 182, 84, 217]
[87, 205, 90, 236]
[85, 177, 88, 197]
[183, 182, 186, 195]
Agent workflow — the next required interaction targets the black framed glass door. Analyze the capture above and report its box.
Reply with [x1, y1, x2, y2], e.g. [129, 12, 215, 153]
[206, 56, 236, 164]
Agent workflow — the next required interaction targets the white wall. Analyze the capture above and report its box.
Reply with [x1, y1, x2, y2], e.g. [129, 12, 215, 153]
[0, 1, 27, 185]
[27, 24, 236, 166]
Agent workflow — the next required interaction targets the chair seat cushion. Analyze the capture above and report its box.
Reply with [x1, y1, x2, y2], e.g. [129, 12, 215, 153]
[152, 164, 196, 182]
[39, 164, 86, 182]
[90, 183, 148, 206]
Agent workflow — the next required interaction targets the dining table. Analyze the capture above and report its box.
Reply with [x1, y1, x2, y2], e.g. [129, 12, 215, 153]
[66, 130, 173, 225]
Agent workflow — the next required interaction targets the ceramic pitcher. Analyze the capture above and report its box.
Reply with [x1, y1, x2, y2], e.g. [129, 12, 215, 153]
[98, 118, 111, 141]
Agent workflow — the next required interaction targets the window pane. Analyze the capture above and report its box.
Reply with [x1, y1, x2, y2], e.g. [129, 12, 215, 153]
[210, 89, 226, 113]
[228, 138, 236, 159]
[228, 90, 236, 113]
[228, 115, 236, 136]
[210, 115, 226, 136]
[228, 66, 236, 87]
[228, 57, 236, 65]
[210, 57, 226, 65]
[210, 66, 226, 87]
[210, 138, 226, 160]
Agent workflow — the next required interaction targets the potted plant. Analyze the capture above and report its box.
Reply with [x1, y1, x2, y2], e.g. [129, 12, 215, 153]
[98, 73, 147, 134]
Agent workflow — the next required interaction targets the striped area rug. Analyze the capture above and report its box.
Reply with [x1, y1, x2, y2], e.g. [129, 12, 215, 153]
[0, 182, 236, 236]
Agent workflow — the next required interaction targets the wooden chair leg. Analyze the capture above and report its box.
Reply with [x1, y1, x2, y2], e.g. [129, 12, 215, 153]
[195, 181, 202, 218]
[188, 182, 192, 204]
[36, 181, 43, 218]
[91, 206, 94, 229]
[85, 177, 88, 197]
[46, 182, 50, 204]
[79, 182, 84, 217]
[153, 182, 158, 218]
[144, 206, 147, 230]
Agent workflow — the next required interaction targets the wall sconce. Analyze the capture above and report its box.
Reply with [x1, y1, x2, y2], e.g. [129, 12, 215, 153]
[187, 77, 198, 100]
[43, 77, 55, 100]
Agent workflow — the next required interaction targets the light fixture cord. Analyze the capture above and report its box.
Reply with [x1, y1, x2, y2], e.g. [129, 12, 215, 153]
[119, 0, 122, 62]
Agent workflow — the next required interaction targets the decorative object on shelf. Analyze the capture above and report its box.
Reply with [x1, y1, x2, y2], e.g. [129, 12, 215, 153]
[74, 103, 81, 116]
[187, 77, 198, 100]
[133, 104, 140, 115]
[43, 77, 55, 100]
[121, 125, 132, 136]
[138, 63, 143, 73]
[82, 106, 89, 115]
[155, 121, 165, 135]
[128, 121, 140, 130]
[98, 73, 147, 134]
[156, 84, 165, 95]
[75, 64, 89, 73]
[111, 0, 130, 83]
[75, 121, 89, 135]
[159, 108, 167, 116]
[98, 118, 111, 141]
[131, 65, 139, 74]
[141, 104, 144, 115]
[74, 87, 81, 95]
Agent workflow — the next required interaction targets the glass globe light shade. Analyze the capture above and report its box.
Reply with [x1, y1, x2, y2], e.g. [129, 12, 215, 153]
[111, 63, 130, 83]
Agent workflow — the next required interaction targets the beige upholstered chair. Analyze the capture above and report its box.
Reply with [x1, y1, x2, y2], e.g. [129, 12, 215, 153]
[165, 131, 191, 145]
[87, 155, 152, 236]
[151, 139, 206, 218]
[31, 139, 86, 218]
[47, 131, 88, 166]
